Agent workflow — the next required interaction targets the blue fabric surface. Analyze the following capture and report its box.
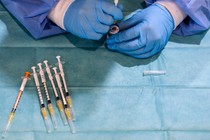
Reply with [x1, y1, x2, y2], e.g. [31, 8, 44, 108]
[1, 1, 210, 140]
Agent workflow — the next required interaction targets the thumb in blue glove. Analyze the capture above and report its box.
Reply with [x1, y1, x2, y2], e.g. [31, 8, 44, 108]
[64, 0, 123, 40]
[106, 3, 174, 58]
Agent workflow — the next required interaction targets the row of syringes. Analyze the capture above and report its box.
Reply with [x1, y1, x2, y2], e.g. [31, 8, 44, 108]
[2, 56, 75, 138]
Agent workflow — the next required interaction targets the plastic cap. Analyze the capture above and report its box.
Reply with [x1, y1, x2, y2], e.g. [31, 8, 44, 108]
[52, 67, 57, 70]
[31, 66, 36, 70]
[25, 72, 31, 78]
[43, 60, 48, 64]
[56, 56, 61, 59]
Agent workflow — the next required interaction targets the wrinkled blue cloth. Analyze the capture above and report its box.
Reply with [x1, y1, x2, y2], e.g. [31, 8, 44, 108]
[0, 0, 64, 39]
[1, 2, 210, 140]
[0, 0, 210, 39]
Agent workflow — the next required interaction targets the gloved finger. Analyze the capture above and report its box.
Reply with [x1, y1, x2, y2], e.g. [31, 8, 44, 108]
[101, 1, 123, 20]
[117, 3, 123, 11]
[118, 10, 144, 31]
[139, 40, 156, 54]
[123, 47, 147, 56]
[75, 16, 103, 40]
[116, 46, 154, 58]
[124, 41, 157, 56]
[107, 38, 144, 51]
[143, 35, 165, 56]
[131, 41, 163, 58]
[148, 40, 164, 56]
[132, 47, 162, 58]
[111, 46, 148, 58]
[132, 50, 154, 58]
[86, 16, 110, 34]
[91, 22, 110, 34]
[107, 42, 159, 59]
[107, 23, 143, 44]
[97, 13, 114, 25]
[109, 41, 153, 58]
[80, 19, 104, 40]
[96, 3, 115, 25]
[85, 31, 103, 40]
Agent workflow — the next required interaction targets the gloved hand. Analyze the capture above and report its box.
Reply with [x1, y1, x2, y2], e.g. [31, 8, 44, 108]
[106, 3, 174, 58]
[64, 0, 123, 40]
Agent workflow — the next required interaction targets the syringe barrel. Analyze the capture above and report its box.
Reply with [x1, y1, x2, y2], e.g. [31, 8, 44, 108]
[43, 61, 59, 97]
[37, 63, 46, 83]
[56, 56, 69, 94]
[53, 67, 67, 105]
[12, 90, 23, 112]
[31, 66, 40, 87]
[13, 72, 30, 112]
[43, 60, 53, 80]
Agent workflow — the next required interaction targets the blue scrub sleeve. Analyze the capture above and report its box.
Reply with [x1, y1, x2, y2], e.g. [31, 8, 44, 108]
[173, 0, 210, 36]
[145, 0, 210, 36]
[0, 0, 65, 39]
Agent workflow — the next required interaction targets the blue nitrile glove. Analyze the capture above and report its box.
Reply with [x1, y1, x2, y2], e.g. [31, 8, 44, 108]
[106, 3, 174, 58]
[64, 0, 123, 40]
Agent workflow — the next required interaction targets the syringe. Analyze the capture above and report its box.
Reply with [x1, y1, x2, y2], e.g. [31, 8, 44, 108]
[56, 56, 75, 120]
[43, 60, 68, 126]
[114, 0, 119, 6]
[53, 67, 75, 133]
[31, 66, 51, 133]
[2, 72, 30, 138]
[37, 63, 57, 130]
[109, 0, 120, 35]
[143, 70, 166, 76]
